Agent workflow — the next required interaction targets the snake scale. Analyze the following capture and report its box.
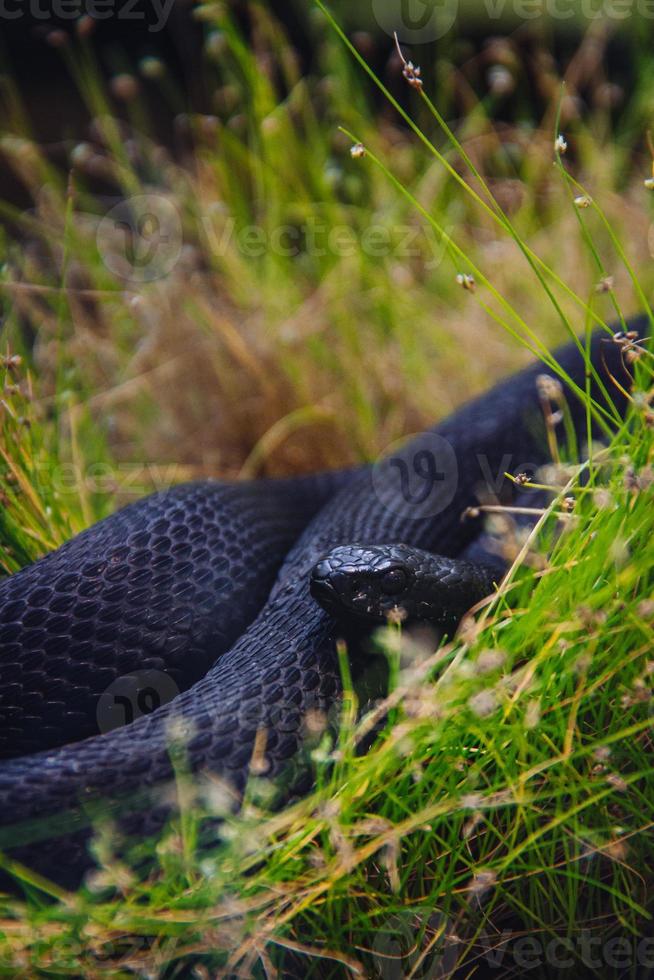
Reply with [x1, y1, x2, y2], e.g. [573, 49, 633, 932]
[0, 323, 643, 883]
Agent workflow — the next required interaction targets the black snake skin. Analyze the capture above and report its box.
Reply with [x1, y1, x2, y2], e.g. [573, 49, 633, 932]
[0, 323, 643, 883]
[0, 474, 350, 760]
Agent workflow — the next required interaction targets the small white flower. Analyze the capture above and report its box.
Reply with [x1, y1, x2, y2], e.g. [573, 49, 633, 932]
[468, 689, 497, 718]
[536, 374, 563, 400]
[475, 649, 506, 675]
[456, 272, 476, 293]
[70, 141, 93, 166]
[350, 142, 366, 159]
[595, 275, 614, 293]
[554, 134, 568, 154]
[469, 869, 497, 897]
[607, 773, 629, 793]
[525, 701, 541, 730]
[593, 489, 614, 511]
[487, 65, 514, 96]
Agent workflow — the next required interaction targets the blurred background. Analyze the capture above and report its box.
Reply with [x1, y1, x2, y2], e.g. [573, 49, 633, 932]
[1, 1, 653, 566]
[3, 2, 651, 151]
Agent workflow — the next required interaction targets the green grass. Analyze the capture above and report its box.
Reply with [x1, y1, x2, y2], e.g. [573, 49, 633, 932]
[1, 4, 654, 976]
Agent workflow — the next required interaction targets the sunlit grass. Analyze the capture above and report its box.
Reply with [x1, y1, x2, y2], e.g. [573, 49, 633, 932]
[0, 4, 653, 976]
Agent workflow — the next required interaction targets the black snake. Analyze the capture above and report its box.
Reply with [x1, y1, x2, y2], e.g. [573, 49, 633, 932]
[0, 323, 643, 884]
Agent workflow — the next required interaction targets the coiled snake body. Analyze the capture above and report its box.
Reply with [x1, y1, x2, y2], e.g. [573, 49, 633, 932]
[0, 326, 641, 882]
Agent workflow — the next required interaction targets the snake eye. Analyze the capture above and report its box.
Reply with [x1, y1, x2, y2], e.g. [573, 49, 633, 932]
[380, 567, 408, 596]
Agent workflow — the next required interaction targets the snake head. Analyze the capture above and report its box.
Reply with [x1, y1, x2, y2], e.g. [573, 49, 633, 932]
[311, 543, 498, 627]
[310, 543, 418, 624]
